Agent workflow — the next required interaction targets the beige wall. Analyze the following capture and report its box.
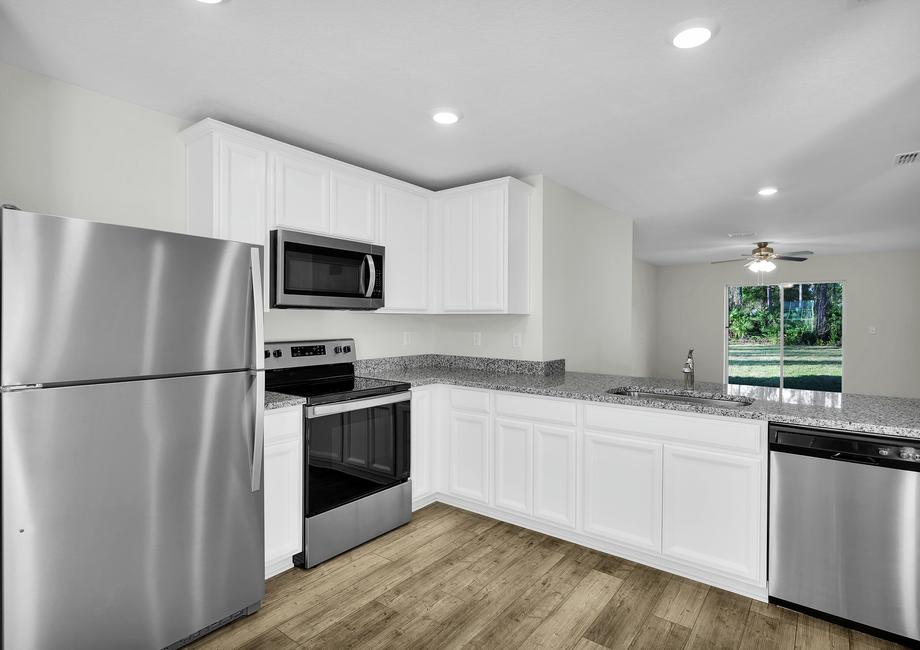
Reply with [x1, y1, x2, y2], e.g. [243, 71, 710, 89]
[542, 177, 634, 373]
[631, 259, 658, 377]
[652, 251, 920, 398]
[0, 62, 189, 231]
[0, 63, 551, 360]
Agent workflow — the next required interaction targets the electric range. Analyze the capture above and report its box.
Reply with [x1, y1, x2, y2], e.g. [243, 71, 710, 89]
[264, 339, 412, 568]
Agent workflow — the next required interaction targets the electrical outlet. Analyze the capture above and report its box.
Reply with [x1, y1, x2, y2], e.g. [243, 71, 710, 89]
[867, 326, 877, 335]
[472, 332, 482, 347]
[512, 333, 522, 349]
[403, 331, 412, 345]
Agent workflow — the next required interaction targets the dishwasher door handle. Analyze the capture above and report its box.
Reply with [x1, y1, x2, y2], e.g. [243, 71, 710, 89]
[830, 452, 879, 466]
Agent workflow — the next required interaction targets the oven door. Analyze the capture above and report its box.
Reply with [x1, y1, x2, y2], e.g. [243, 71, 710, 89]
[305, 392, 410, 517]
[271, 229, 384, 309]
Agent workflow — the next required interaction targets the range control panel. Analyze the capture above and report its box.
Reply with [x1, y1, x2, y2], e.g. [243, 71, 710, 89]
[263, 339, 356, 370]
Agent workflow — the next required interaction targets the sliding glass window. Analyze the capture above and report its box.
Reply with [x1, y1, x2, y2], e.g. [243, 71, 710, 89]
[726, 283, 843, 392]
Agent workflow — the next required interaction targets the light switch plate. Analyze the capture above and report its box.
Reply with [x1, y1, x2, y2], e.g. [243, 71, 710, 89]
[512, 333, 522, 348]
[473, 332, 482, 347]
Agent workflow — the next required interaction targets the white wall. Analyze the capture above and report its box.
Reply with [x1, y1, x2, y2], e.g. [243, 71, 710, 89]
[0, 62, 189, 231]
[631, 259, 658, 377]
[542, 177, 634, 373]
[652, 251, 920, 398]
[0, 63, 549, 361]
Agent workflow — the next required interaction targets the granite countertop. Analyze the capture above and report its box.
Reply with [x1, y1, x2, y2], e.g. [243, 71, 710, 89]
[265, 356, 920, 440]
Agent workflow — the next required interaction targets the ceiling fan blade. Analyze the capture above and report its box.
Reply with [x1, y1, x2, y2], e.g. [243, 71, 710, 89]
[710, 258, 747, 264]
[774, 256, 808, 262]
[781, 251, 814, 257]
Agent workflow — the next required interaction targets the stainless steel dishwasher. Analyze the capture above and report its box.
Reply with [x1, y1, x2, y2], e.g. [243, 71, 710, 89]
[769, 424, 920, 644]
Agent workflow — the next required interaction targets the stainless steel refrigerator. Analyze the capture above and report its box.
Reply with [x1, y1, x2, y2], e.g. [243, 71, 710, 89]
[1, 208, 266, 649]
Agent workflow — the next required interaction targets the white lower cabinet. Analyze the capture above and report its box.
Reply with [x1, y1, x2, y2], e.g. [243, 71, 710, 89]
[662, 446, 763, 582]
[263, 407, 303, 579]
[447, 409, 490, 504]
[492, 418, 533, 516]
[583, 431, 662, 551]
[433, 388, 768, 598]
[410, 387, 433, 502]
[532, 424, 577, 528]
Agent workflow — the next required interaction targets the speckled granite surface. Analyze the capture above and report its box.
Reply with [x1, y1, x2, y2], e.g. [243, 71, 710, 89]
[353, 367, 920, 440]
[265, 358, 920, 439]
[265, 390, 308, 410]
[354, 354, 564, 376]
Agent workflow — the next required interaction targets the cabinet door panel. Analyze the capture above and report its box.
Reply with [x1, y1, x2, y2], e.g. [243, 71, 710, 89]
[273, 153, 329, 233]
[662, 446, 762, 581]
[263, 409, 303, 578]
[410, 389, 431, 500]
[330, 171, 376, 242]
[448, 411, 489, 503]
[441, 195, 472, 311]
[583, 431, 662, 551]
[493, 419, 532, 516]
[218, 137, 266, 246]
[533, 424, 576, 528]
[379, 185, 429, 311]
[471, 186, 505, 311]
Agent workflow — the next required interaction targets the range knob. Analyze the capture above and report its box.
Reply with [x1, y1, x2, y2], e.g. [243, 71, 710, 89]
[272, 349, 282, 358]
[264, 350, 271, 359]
[343, 345, 352, 353]
[334, 346, 343, 353]
[899, 447, 918, 461]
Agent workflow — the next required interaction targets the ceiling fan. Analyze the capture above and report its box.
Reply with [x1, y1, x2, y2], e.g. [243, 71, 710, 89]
[710, 242, 813, 273]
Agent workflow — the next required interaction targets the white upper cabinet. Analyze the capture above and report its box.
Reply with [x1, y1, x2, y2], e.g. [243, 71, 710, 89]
[271, 151, 329, 234]
[330, 171, 377, 242]
[378, 184, 429, 312]
[437, 178, 531, 314]
[440, 193, 473, 311]
[181, 120, 531, 315]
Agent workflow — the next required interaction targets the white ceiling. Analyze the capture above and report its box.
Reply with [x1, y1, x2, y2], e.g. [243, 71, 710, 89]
[1, 0, 919, 264]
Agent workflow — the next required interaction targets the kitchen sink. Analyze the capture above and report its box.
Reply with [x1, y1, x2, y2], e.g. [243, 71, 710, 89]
[607, 387, 755, 408]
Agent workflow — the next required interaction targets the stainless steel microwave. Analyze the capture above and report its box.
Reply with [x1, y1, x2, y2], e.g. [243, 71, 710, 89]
[270, 229, 384, 309]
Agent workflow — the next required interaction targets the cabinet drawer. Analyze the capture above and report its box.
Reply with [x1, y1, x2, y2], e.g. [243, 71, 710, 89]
[494, 392, 576, 426]
[449, 388, 491, 413]
[583, 404, 763, 454]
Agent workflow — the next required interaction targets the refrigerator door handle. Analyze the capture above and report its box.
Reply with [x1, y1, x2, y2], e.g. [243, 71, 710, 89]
[250, 247, 265, 492]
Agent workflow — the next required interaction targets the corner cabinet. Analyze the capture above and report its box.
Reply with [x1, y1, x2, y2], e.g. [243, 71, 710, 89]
[180, 119, 531, 315]
[436, 178, 531, 313]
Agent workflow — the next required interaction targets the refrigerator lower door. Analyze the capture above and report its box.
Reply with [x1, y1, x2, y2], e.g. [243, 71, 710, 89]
[1, 209, 260, 387]
[2, 373, 264, 649]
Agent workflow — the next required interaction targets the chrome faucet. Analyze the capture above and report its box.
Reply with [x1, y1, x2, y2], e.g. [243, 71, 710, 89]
[682, 348, 695, 389]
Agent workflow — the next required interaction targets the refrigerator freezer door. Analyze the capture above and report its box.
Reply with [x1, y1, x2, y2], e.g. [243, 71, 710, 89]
[1, 209, 260, 386]
[2, 373, 265, 649]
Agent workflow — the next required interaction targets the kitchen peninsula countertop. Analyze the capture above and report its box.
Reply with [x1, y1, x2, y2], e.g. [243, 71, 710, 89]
[266, 358, 920, 440]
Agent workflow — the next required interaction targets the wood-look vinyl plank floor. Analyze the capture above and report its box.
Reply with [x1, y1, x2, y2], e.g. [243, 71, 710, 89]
[191, 504, 910, 650]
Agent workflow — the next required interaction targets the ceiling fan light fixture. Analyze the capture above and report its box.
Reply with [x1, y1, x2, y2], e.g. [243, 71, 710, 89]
[749, 260, 776, 273]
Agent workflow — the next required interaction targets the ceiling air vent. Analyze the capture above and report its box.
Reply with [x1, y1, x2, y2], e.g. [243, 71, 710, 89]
[894, 151, 919, 166]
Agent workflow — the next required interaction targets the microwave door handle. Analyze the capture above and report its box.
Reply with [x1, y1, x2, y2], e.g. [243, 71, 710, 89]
[364, 254, 376, 298]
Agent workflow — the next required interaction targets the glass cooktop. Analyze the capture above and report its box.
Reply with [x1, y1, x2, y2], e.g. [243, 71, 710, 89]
[269, 376, 410, 406]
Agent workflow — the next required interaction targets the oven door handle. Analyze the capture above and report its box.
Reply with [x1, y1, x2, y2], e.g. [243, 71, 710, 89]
[307, 391, 411, 419]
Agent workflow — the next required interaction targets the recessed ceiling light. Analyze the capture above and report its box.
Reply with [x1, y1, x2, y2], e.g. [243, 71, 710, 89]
[196, 0, 225, 3]
[757, 186, 779, 197]
[672, 26, 713, 48]
[431, 109, 461, 125]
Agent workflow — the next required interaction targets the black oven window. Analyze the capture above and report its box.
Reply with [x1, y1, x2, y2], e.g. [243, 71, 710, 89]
[306, 402, 410, 517]
[284, 243, 365, 296]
